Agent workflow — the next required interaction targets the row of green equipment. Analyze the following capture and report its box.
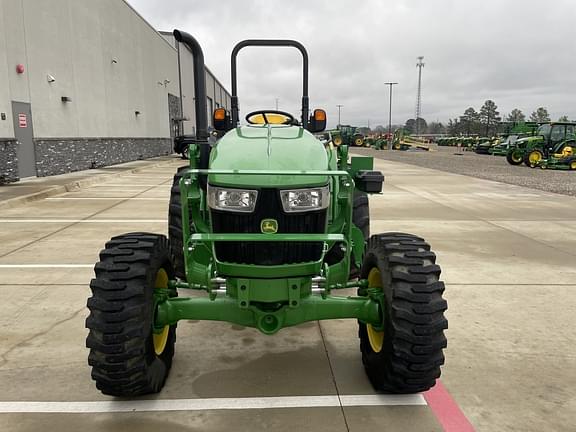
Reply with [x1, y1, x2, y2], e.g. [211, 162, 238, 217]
[505, 122, 576, 169]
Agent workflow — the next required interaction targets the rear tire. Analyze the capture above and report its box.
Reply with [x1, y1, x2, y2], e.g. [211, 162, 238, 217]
[86, 233, 177, 396]
[181, 146, 189, 160]
[169, 166, 190, 279]
[350, 192, 369, 279]
[506, 149, 523, 165]
[358, 233, 448, 393]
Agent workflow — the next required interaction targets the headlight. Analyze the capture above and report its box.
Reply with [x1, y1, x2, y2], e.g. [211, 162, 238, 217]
[280, 186, 329, 212]
[207, 185, 258, 213]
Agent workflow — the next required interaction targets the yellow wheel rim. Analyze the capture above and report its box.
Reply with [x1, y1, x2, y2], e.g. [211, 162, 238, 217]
[153, 268, 170, 356]
[529, 151, 542, 164]
[366, 268, 384, 353]
[355, 138, 363, 146]
[333, 136, 342, 146]
[571, 161, 576, 170]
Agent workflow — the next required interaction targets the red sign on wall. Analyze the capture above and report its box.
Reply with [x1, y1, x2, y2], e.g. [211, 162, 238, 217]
[18, 113, 27, 128]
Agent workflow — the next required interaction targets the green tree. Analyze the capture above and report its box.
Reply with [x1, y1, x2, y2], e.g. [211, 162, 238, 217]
[529, 107, 550, 122]
[447, 118, 462, 135]
[404, 118, 416, 134]
[506, 108, 526, 123]
[558, 115, 569, 122]
[427, 121, 446, 134]
[460, 107, 480, 135]
[415, 117, 427, 135]
[373, 125, 386, 134]
[479, 100, 501, 135]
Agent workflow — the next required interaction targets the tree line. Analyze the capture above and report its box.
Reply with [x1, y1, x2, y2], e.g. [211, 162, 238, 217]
[366, 102, 571, 136]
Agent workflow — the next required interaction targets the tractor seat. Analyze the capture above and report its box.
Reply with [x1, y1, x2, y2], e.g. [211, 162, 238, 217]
[554, 146, 574, 158]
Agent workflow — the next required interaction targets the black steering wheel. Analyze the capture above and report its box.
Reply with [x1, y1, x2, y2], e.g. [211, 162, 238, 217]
[245, 110, 296, 125]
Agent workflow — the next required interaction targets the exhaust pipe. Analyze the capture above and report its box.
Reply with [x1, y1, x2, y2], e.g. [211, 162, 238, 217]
[173, 30, 209, 141]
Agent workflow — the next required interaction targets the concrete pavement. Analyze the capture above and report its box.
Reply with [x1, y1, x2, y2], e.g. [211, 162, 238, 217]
[0, 156, 575, 431]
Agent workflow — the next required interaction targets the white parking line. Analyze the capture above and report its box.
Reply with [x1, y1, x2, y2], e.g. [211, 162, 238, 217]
[0, 219, 165, 223]
[46, 198, 167, 201]
[0, 264, 93, 268]
[0, 394, 426, 413]
[95, 184, 169, 187]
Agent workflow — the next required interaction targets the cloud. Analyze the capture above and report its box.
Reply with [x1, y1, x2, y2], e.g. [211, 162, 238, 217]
[127, 0, 576, 126]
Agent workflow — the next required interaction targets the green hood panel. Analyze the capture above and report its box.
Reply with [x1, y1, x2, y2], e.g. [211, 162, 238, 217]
[516, 136, 543, 147]
[208, 125, 329, 188]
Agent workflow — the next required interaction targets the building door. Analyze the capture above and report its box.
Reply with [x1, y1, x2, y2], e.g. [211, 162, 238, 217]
[11, 101, 36, 178]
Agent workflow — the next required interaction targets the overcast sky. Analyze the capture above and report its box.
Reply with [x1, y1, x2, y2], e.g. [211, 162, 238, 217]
[128, 0, 576, 128]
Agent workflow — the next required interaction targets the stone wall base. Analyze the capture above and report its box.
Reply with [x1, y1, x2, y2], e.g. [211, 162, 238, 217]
[0, 140, 19, 184]
[34, 137, 173, 177]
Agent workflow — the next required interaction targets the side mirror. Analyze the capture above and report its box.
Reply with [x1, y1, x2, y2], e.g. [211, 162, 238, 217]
[307, 109, 326, 133]
[213, 108, 232, 132]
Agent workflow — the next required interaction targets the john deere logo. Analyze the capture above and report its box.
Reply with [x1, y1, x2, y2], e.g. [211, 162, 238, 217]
[261, 219, 278, 234]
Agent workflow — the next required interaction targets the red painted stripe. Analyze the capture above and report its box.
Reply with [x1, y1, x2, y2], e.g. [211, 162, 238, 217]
[424, 380, 475, 432]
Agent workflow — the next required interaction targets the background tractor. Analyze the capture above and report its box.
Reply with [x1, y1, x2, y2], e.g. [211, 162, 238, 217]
[85, 30, 448, 397]
[329, 124, 366, 147]
[506, 122, 576, 166]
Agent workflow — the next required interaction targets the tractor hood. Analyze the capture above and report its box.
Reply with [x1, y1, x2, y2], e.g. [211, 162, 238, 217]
[208, 125, 329, 188]
[515, 135, 543, 147]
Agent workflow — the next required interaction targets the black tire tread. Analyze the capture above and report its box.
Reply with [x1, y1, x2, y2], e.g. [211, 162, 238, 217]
[359, 232, 448, 393]
[350, 191, 370, 279]
[168, 166, 190, 279]
[86, 232, 176, 396]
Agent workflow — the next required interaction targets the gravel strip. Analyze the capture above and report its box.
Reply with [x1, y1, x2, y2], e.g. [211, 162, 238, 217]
[353, 145, 576, 197]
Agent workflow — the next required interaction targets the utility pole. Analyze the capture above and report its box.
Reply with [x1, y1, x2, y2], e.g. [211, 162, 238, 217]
[336, 104, 343, 127]
[275, 98, 279, 110]
[415, 56, 425, 135]
[384, 82, 398, 150]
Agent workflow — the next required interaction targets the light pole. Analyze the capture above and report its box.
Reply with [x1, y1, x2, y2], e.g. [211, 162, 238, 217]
[336, 104, 343, 127]
[275, 98, 279, 110]
[384, 82, 398, 149]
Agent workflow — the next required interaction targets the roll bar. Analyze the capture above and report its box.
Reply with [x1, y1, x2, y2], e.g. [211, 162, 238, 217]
[231, 40, 309, 128]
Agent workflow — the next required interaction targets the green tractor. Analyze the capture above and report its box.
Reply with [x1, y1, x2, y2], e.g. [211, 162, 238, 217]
[86, 30, 448, 397]
[330, 124, 366, 147]
[363, 135, 389, 150]
[506, 122, 576, 166]
[491, 122, 539, 156]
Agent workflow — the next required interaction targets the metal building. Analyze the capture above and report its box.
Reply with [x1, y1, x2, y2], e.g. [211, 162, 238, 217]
[0, 0, 230, 183]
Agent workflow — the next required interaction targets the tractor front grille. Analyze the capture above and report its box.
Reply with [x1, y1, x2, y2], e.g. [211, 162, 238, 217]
[211, 189, 326, 265]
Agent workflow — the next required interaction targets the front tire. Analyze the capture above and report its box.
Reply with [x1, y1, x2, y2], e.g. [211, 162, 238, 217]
[86, 233, 177, 396]
[353, 135, 365, 146]
[359, 233, 448, 393]
[524, 149, 544, 167]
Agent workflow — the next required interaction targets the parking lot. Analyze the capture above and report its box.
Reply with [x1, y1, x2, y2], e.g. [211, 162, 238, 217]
[356, 145, 576, 197]
[1, 155, 575, 431]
